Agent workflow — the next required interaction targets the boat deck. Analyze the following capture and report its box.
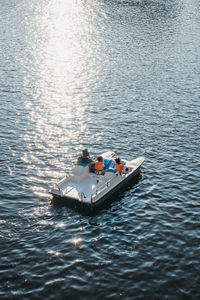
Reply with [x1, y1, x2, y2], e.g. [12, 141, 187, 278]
[59, 172, 126, 204]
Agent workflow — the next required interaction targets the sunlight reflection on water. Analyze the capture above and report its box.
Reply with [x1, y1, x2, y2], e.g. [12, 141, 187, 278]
[1, 0, 200, 299]
[71, 237, 82, 246]
[21, 0, 99, 197]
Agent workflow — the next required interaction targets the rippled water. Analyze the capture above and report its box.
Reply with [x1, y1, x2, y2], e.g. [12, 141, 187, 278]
[0, 0, 200, 299]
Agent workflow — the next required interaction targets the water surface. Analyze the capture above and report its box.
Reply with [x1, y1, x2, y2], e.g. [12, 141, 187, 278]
[0, 0, 200, 299]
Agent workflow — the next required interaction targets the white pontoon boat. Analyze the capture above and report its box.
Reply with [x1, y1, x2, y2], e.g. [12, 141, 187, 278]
[49, 152, 145, 210]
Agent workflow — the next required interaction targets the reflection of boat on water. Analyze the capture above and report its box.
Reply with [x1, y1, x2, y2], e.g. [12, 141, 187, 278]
[49, 151, 145, 212]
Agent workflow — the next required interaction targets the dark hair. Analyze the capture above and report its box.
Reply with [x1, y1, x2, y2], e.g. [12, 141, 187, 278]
[82, 149, 89, 157]
[115, 157, 121, 164]
[97, 156, 103, 162]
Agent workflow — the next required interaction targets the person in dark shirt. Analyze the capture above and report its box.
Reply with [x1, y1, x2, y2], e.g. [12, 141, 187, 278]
[77, 149, 93, 165]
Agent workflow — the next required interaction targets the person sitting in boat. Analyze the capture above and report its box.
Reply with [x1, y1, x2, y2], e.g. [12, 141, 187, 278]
[77, 149, 93, 165]
[95, 156, 105, 174]
[115, 157, 124, 174]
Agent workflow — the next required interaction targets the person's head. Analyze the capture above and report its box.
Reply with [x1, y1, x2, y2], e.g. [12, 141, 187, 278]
[82, 149, 89, 158]
[115, 157, 121, 164]
[97, 156, 103, 162]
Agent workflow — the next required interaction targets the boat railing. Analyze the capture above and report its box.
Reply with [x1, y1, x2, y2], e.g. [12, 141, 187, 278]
[65, 171, 72, 179]
[56, 172, 72, 189]
[65, 186, 75, 194]
[90, 173, 118, 203]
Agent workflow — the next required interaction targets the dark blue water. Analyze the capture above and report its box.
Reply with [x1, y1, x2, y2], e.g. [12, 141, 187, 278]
[0, 0, 200, 299]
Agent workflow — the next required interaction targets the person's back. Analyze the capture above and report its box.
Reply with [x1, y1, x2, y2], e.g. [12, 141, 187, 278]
[95, 156, 105, 174]
[78, 156, 92, 164]
[115, 157, 124, 174]
[77, 149, 93, 165]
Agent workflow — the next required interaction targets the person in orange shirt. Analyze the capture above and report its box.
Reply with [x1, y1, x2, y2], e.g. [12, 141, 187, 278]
[115, 157, 124, 174]
[95, 156, 105, 174]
